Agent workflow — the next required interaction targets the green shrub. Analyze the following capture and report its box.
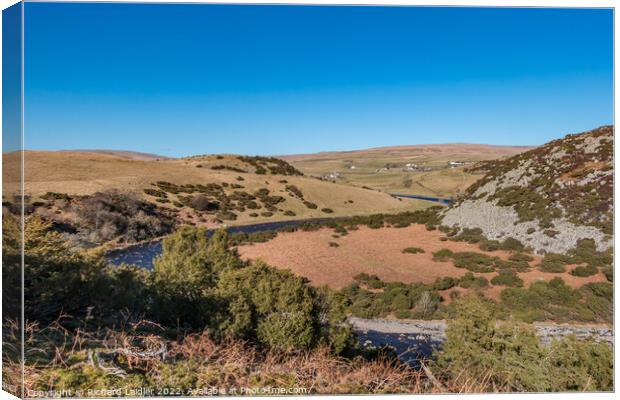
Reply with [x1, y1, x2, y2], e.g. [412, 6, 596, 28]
[458, 272, 489, 289]
[570, 264, 599, 277]
[497, 277, 609, 323]
[394, 309, 411, 319]
[602, 266, 613, 282]
[499, 237, 525, 251]
[402, 247, 425, 254]
[452, 252, 497, 273]
[40, 192, 72, 201]
[217, 262, 318, 351]
[432, 276, 458, 291]
[538, 253, 571, 273]
[479, 240, 501, 251]
[508, 253, 534, 262]
[303, 201, 318, 209]
[449, 227, 485, 244]
[285, 185, 304, 198]
[493, 259, 530, 272]
[328, 242, 339, 248]
[546, 336, 613, 391]
[353, 273, 385, 289]
[434, 294, 613, 392]
[432, 248, 453, 261]
[569, 239, 612, 268]
[321, 208, 334, 214]
[490, 270, 524, 287]
[229, 231, 278, 246]
[144, 188, 168, 198]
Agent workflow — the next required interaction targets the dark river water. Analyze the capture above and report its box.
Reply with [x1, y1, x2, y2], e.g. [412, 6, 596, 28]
[354, 330, 442, 366]
[390, 193, 453, 205]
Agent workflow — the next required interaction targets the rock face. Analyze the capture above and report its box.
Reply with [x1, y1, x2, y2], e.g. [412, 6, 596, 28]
[441, 126, 613, 254]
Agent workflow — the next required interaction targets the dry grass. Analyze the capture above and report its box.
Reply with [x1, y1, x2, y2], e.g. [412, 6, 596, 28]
[238, 224, 607, 295]
[5, 319, 429, 396]
[4, 151, 429, 227]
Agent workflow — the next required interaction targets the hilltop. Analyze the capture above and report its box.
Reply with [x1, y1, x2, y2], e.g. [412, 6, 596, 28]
[442, 126, 613, 254]
[57, 149, 169, 161]
[282, 143, 531, 197]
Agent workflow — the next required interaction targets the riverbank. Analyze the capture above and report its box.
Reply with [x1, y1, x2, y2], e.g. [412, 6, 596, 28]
[349, 317, 613, 345]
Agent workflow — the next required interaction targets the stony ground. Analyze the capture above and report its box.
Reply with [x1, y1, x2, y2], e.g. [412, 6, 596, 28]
[349, 317, 613, 345]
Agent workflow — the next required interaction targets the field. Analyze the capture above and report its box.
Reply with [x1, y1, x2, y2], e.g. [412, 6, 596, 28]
[238, 224, 608, 298]
[282, 143, 531, 196]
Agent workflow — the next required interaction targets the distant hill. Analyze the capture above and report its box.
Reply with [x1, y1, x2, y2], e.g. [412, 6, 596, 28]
[282, 143, 532, 162]
[58, 149, 169, 161]
[281, 143, 532, 197]
[442, 126, 613, 254]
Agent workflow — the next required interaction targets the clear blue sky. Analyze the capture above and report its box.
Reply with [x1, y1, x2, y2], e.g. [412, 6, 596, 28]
[22, 3, 613, 157]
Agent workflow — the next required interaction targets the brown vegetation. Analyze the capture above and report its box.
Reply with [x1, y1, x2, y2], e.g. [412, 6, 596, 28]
[238, 224, 606, 294]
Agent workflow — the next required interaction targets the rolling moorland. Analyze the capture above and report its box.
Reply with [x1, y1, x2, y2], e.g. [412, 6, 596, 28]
[1, 126, 614, 395]
[282, 143, 530, 196]
[2, 151, 428, 249]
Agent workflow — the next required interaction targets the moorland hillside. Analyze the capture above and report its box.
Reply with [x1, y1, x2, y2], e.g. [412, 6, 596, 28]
[442, 126, 613, 254]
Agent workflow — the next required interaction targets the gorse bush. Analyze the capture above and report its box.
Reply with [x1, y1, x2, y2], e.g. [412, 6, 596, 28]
[538, 253, 572, 273]
[4, 215, 151, 325]
[490, 269, 524, 287]
[11, 215, 355, 355]
[458, 272, 489, 289]
[498, 278, 612, 323]
[451, 252, 497, 273]
[150, 227, 352, 352]
[353, 273, 385, 289]
[432, 249, 453, 261]
[434, 295, 612, 392]
[341, 278, 442, 320]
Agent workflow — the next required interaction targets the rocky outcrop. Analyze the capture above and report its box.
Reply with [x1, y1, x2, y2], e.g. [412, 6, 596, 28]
[441, 126, 613, 254]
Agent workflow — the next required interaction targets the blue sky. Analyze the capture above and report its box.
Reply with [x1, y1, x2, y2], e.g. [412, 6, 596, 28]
[21, 3, 613, 157]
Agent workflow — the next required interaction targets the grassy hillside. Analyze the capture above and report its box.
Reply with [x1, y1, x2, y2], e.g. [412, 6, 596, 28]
[442, 126, 613, 254]
[282, 143, 530, 197]
[3, 151, 429, 247]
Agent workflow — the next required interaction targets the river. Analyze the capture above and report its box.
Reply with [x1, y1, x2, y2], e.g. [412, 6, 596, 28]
[389, 193, 453, 205]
